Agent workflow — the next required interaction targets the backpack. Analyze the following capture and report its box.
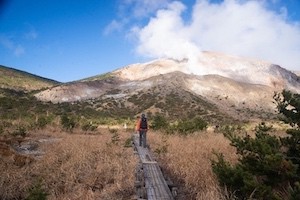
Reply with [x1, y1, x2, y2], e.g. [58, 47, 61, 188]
[140, 117, 148, 129]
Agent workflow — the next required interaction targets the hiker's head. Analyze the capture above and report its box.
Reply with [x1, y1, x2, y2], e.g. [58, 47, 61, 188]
[141, 113, 145, 118]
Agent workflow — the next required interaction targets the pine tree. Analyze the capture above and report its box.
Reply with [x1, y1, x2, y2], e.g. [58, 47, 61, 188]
[212, 90, 300, 199]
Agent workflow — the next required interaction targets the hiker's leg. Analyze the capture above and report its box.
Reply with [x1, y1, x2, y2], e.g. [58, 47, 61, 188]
[143, 131, 147, 148]
[139, 131, 142, 146]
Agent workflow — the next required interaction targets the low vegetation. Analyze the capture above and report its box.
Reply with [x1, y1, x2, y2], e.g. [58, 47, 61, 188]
[0, 65, 58, 91]
[0, 88, 131, 137]
[148, 131, 237, 199]
[1, 79, 299, 200]
[151, 114, 208, 135]
[0, 128, 137, 199]
[211, 90, 300, 199]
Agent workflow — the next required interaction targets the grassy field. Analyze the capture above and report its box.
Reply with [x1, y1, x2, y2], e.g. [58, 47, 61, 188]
[0, 122, 290, 199]
[2, 127, 236, 200]
[0, 127, 137, 200]
[148, 131, 237, 200]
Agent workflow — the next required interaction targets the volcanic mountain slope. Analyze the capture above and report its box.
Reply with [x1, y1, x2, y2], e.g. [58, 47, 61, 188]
[0, 65, 59, 92]
[34, 51, 300, 121]
[114, 51, 300, 91]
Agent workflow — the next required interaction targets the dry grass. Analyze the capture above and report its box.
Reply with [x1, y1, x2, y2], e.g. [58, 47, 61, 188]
[1, 123, 286, 199]
[0, 127, 137, 200]
[148, 131, 237, 200]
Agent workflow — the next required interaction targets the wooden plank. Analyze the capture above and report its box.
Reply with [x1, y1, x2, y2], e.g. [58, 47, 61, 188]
[133, 134, 174, 200]
[144, 163, 173, 200]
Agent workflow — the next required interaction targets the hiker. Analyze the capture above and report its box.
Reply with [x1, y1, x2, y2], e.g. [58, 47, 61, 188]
[135, 116, 140, 134]
[136, 114, 149, 148]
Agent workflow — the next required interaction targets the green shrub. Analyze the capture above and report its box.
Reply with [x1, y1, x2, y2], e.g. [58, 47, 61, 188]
[110, 131, 120, 145]
[275, 90, 300, 179]
[274, 90, 300, 127]
[151, 114, 168, 130]
[152, 115, 208, 135]
[109, 128, 118, 134]
[281, 128, 300, 175]
[212, 90, 300, 200]
[213, 90, 300, 199]
[81, 122, 97, 131]
[26, 182, 47, 200]
[290, 182, 300, 200]
[12, 126, 27, 137]
[108, 128, 120, 144]
[35, 116, 48, 129]
[165, 124, 177, 135]
[212, 122, 298, 199]
[192, 117, 208, 131]
[124, 137, 133, 148]
[176, 117, 207, 135]
[220, 125, 237, 136]
[0, 125, 3, 135]
[60, 114, 76, 131]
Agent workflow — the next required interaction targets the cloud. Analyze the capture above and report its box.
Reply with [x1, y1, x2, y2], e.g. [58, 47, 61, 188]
[21, 23, 39, 40]
[14, 44, 25, 56]
[0, 35, 25, 56]
[104, 0, 171, 35]
[131, 0, 300, 71]
[25, 28, 38, 40]
[104, 20, 124, 35]
[119, 0, 171, 18]
[132, 1, 200, 60]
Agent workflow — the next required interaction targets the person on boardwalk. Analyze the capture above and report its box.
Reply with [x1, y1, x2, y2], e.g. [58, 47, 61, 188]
[136, 113, 149, 148]
[135, 116, 140, 134]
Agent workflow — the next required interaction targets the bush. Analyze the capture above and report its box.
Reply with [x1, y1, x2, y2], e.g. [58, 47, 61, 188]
[26, 182, 47, 200]
[176, 117, 208, 135]
[151, 116, 208, 135]
[0, 125, 3, 135]
[35, 116, 48, 129]
[212, 123, 299, 199]
[60, 114, 76, 131]
[275, 90, 300, 181]
[213, 91, 300, 199]
[274, 90, 300, 127]
[12, 126, 27, 137]
[151, 114, 168, 130]
[111, 132, 120, 145]
[124, 137, 133, 148]
[81, 122, 97, 131]
[281, 128, 300, 175]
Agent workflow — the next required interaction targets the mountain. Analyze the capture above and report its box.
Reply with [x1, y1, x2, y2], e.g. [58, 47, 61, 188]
[294, 71, 300, 76]
[34, 51, 300, 122]
[114, 52, 300, 91]
[0, 65, 59, 92]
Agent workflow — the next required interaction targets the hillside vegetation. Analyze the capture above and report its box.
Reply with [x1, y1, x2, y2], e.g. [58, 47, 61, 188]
[0, 65, 59, 91]
[1, 64, 299, 199]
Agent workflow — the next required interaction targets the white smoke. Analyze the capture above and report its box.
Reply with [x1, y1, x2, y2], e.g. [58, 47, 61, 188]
[131, 0, 300, 72]
[131, 1, 202, 74]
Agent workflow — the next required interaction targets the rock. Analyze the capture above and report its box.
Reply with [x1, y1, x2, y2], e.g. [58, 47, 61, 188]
[0, 142, 34, 167]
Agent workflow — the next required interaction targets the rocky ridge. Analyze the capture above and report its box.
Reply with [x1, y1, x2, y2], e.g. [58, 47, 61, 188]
[33, 51, 300, 121]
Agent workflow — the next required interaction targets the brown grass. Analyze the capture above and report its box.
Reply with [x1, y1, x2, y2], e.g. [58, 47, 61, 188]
[148, 131, 237, 200]
[0, 127, 137, 200]
[1, 124, 286, 199]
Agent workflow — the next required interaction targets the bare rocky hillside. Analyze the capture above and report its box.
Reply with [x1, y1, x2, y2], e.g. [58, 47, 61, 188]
[34, 51, 300, 122]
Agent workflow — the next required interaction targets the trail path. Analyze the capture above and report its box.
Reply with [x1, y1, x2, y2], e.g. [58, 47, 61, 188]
[133, 133, 176, 200]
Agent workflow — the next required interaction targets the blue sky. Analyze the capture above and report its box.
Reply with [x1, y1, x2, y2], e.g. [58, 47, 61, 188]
[1, 0, 300, 82]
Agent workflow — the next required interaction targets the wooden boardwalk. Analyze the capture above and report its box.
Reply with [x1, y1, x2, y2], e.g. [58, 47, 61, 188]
[133, 134, 176, 200]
